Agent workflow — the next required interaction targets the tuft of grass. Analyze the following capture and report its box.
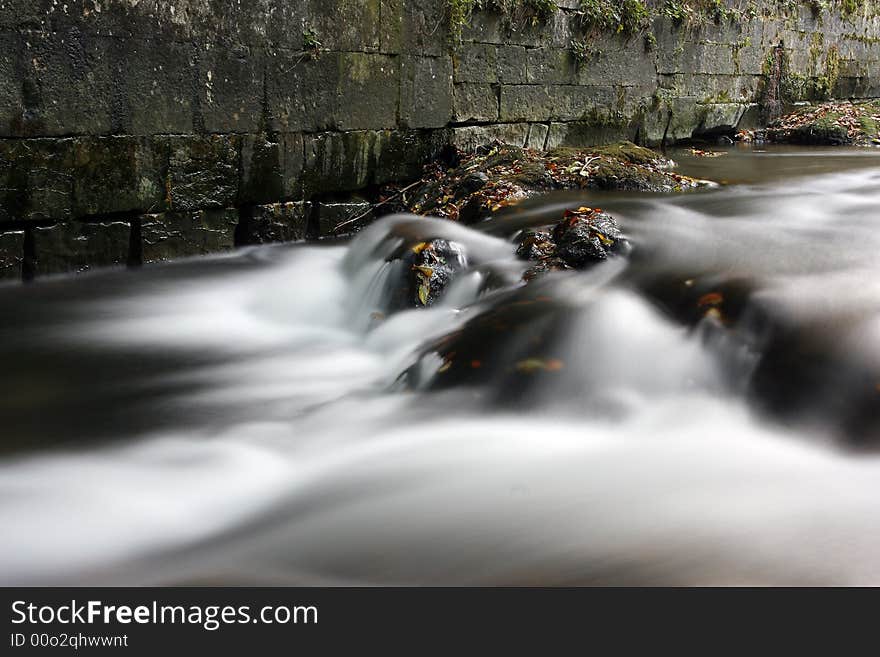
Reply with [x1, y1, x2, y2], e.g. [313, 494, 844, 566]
[447, 0, 558, 44]
[578, 0, 651, 35]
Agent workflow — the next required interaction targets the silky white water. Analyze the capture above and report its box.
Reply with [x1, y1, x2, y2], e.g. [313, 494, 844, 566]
[2, 150, 880, 585]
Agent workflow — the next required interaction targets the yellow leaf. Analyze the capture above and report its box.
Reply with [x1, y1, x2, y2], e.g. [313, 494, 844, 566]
[516, 358, 565, 373]
[516, 359, 546, 373]
[595, 232, 614, 246]
[418, 283, 430, 305]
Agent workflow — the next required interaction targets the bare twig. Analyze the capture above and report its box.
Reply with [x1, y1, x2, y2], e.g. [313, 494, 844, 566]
[333, 180, 423, 233]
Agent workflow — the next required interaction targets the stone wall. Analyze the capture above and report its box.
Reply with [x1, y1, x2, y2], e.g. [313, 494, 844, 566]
[1, 0, 879, 280]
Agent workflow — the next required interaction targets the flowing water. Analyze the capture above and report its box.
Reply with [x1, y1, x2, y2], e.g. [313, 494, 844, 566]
[2, 146, 880, 585]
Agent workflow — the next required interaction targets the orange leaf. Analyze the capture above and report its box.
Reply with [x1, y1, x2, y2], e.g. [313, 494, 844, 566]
[698, 292, 724, 307]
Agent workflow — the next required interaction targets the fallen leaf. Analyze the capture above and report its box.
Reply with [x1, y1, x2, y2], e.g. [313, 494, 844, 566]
[698, 292, 724, 307]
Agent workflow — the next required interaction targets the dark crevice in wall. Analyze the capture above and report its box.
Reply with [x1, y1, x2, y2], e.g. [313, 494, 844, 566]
[21, 227, 35, 283]
[234, 205, 255, 247]
[128, 216, 143, 268]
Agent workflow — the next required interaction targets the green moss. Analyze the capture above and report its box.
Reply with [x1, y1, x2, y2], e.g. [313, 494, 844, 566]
[858, 114, 878, 135]
[702, 89, 735, 103]
[658, 0, 737, 25]
[449, 0, 880, 51]
[587, 141, 665, 165]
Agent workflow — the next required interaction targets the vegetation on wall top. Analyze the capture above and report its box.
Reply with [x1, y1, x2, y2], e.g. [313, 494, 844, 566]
[447, 0, 879, 46]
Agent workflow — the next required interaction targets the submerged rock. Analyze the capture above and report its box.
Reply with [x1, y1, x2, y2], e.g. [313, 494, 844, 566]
[403, 282, 573, 403]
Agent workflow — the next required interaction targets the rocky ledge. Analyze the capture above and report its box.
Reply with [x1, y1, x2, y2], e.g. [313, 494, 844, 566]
[766, 100, 880, 146]
[401, 141, 713, 226]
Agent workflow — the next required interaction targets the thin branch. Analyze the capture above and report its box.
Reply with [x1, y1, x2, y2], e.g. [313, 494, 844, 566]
[332, 180, 423, 233]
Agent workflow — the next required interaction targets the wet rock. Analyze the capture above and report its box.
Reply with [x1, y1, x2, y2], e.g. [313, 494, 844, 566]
[522, 257, 569, 282]
[455, 172, 489, 199]
[141, 209, 238, 263]
[166, 135, 241, 211]
[409, 239, 467, 307]
[239, 202, 310, 245]
[553, 208, 627, 268]
[516, 229, 556, 261]
[383, 237, 470, 312]
[403, 282, 573, 405]
[515, 207, 629, 280]
[32, 221, 131, 275]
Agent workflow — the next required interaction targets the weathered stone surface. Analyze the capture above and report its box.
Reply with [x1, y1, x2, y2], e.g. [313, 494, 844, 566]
[0, 138, 73, 222]
[0, 31, 23, 137]
[32, 221, 131, 275]
[70, 137, 168, 218]
[662, 97, 708, 143]
[0, 230, 23, 280]
[268, 52, 339, 133]
[302, 131, 382, 196]
[305, 0, 383, 52]
[281, 132, 306, 200]
[453, 43, 498, 84]
[545, 120, 637, 149]
[122, 38, 196, 136]
[166, 135, 241, 211]
[372, 129, 450, 184]
[526, 48, 575, 85]
[453, 84, 499, 123]
[142, 209, 238, 262]
[196, 43, 264, 135]
[572, 42, 657, 87]
[496, 45, 530, 84]
[500, 85, 618, 122]
[242, 202, 310, 244]
[694, 103, 748, 135]
[241, 132, 284, 205]
[336, 53, 400, 130]
[384, 0, 446, 56]
[400, 56, 454, 129]
[6, 29, 115, 137]
[450, 124, 530, 152]
[526, 123, 550, 150]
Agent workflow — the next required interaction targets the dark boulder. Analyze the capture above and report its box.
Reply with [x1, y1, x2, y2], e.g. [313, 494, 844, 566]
[409, 239, 468, 307]
[553, 207, 628, 268]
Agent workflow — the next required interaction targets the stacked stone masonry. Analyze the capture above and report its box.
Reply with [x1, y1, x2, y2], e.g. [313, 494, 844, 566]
[1, 0, 879, 279]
